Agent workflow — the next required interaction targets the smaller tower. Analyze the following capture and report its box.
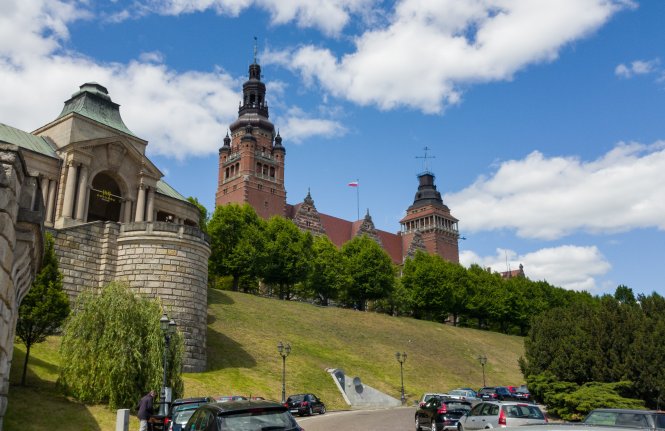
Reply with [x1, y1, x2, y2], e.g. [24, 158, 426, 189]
[400, 171, 459, 263]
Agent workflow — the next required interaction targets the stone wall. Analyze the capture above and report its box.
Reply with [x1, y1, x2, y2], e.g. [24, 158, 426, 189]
[115, 222, 209, 372]
[51, 221, 210, 372]
[50, 222, 119, 299]
[0, 145, 44, 431]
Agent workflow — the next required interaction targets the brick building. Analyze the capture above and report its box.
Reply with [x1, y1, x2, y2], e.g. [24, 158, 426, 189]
[215, 61, 460, 264]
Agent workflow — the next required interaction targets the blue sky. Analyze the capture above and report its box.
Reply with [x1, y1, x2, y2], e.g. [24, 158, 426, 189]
[2, 0, 664, 296]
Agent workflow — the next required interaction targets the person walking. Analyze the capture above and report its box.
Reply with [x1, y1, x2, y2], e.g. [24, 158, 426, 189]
[137, 390, 156, 431]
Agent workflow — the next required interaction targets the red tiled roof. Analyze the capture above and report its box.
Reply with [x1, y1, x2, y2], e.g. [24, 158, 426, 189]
[318, 212, 354, 247]
[377, 230, 404, 264]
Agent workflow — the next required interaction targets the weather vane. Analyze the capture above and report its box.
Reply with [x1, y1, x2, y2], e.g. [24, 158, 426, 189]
[416, 146, 435, 173]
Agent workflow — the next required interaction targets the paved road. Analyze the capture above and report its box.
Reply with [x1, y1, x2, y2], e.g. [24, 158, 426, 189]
[296, 406, 416, 431]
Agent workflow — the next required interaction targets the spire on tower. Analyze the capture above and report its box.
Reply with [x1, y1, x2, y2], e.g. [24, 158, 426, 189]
[253, 36, 258, 64]
[416, 146, 436, 174]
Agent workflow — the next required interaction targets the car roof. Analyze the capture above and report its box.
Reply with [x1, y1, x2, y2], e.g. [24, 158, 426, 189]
[201, 400, 288, 414]
[590, 409, 659, 414]
[173, 397, 212, 404]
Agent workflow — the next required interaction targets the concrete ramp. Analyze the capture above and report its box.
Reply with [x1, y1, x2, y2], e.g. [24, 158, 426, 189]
[328, 368, 402, 408]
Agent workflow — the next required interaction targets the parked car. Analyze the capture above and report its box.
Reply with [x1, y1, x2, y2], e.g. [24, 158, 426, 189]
[477, 387, 499, 401]
[415, 395, 473, 431]
[513, 388, 531, 402]
[169, 408, 197, 431]
[216, 395, 248, 403]
[584, 408, 665, 429]
[166, 396, 215, 431]
[477, 386, 520, 402]
[457, 401, 547, 431]
[184, 400, 303, 431]
[446, 389, 479, 403]
[285, 393, 326, 416]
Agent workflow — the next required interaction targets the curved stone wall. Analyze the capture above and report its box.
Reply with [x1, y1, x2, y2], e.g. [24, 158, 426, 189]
[52, 221, 210, 372]
[115, 222, 210, 372]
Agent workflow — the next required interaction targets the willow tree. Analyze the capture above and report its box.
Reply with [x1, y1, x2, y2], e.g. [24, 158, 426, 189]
[58, 283, 184, 409]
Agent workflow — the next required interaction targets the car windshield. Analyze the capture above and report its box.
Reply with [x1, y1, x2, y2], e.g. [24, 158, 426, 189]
[174, 410, 196, 425]
[503, 405, 544, 419]
[173, 402, 207, 414]
[287, 395, 305, 403]
[585, 411, 649, 428]
[449, 390, 466, 396]
[445, 402, 472, 411]
[219, 410, 299, 431]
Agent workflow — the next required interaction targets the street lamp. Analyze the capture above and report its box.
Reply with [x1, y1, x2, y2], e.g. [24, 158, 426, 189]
[277, 341, 291, 403]
[478, 355, 487, 387]
[395, 351, 407, 405]
[160, 313, 177, 416]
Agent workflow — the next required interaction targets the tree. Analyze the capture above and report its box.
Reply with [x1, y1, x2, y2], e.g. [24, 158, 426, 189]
[15, 232, 70, 385]
[261, 216, 313, 299]
[303, 235, 349, 305]
[208, 203, 265, 291]
[341, 235, 395, 311]
[59, 282, 184, 410]
[187, 196, 209, 233]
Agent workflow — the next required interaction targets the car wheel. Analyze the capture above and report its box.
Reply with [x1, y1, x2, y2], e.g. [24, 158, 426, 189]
[319, 405, 326, 415]
[416, 416, 422, 431]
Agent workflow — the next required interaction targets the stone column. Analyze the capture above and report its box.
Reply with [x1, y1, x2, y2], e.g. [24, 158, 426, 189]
[135, 184, 146, 222]
[146, 187, 155, 222]
[62, 161, 78, 219]
[75, 165, 89, 221]
[46, 180, 57, 224]
[123, 200, 133, 223]
[40, 177, 49, 208]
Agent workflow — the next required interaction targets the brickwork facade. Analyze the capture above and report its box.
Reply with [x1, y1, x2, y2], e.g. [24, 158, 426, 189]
[51, 221, 210, 372]
[0, 145, 44, 430]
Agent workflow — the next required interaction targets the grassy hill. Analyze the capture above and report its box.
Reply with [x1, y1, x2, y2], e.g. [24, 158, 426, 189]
[6, 289, 526, 430]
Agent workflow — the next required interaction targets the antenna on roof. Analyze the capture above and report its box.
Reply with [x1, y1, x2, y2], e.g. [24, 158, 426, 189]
[415, 146, 435, 173]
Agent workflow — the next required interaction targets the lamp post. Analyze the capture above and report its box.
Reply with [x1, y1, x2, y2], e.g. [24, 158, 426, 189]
[478, 355, 487, 387]
[395, 351, 407, 405]
[277, 341, 291, 403]
[160, 313, 177, 416]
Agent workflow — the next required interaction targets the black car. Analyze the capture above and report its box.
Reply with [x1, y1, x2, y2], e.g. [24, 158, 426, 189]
[415, 396, 472, 431]
[184, 400, 303, 431]
[477, 387, 498, 401]
[167, 397, 215, 431]
[285, 393, 326, 416]
[478, 386, 520, 402]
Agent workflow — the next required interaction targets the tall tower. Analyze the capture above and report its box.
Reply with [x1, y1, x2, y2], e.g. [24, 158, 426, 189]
[215, 59, 287, 219]
[400, 171, 460, 263]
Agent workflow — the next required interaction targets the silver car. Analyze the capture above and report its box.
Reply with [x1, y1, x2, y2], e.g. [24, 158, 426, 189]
[457, 401, 547, 430]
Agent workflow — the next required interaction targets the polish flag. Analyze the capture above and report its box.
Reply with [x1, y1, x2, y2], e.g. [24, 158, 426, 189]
[348, 181, 359, 187]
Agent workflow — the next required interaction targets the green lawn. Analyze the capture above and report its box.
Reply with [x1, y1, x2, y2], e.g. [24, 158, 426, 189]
[6, 289, 525, 430]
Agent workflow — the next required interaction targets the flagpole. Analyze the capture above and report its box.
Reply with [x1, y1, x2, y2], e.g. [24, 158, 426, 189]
[356, 178, 360, 221]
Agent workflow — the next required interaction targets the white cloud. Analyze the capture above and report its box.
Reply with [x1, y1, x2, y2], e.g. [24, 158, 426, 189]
[460, 245, 611, 291]
[615, 58, 661, 78]
[0, 0, 340, 159]
[269, 0, 632, 113]
[122, 0, 377, 35]
[275, 107, 347, 143]
[446, 141, 665, 240]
